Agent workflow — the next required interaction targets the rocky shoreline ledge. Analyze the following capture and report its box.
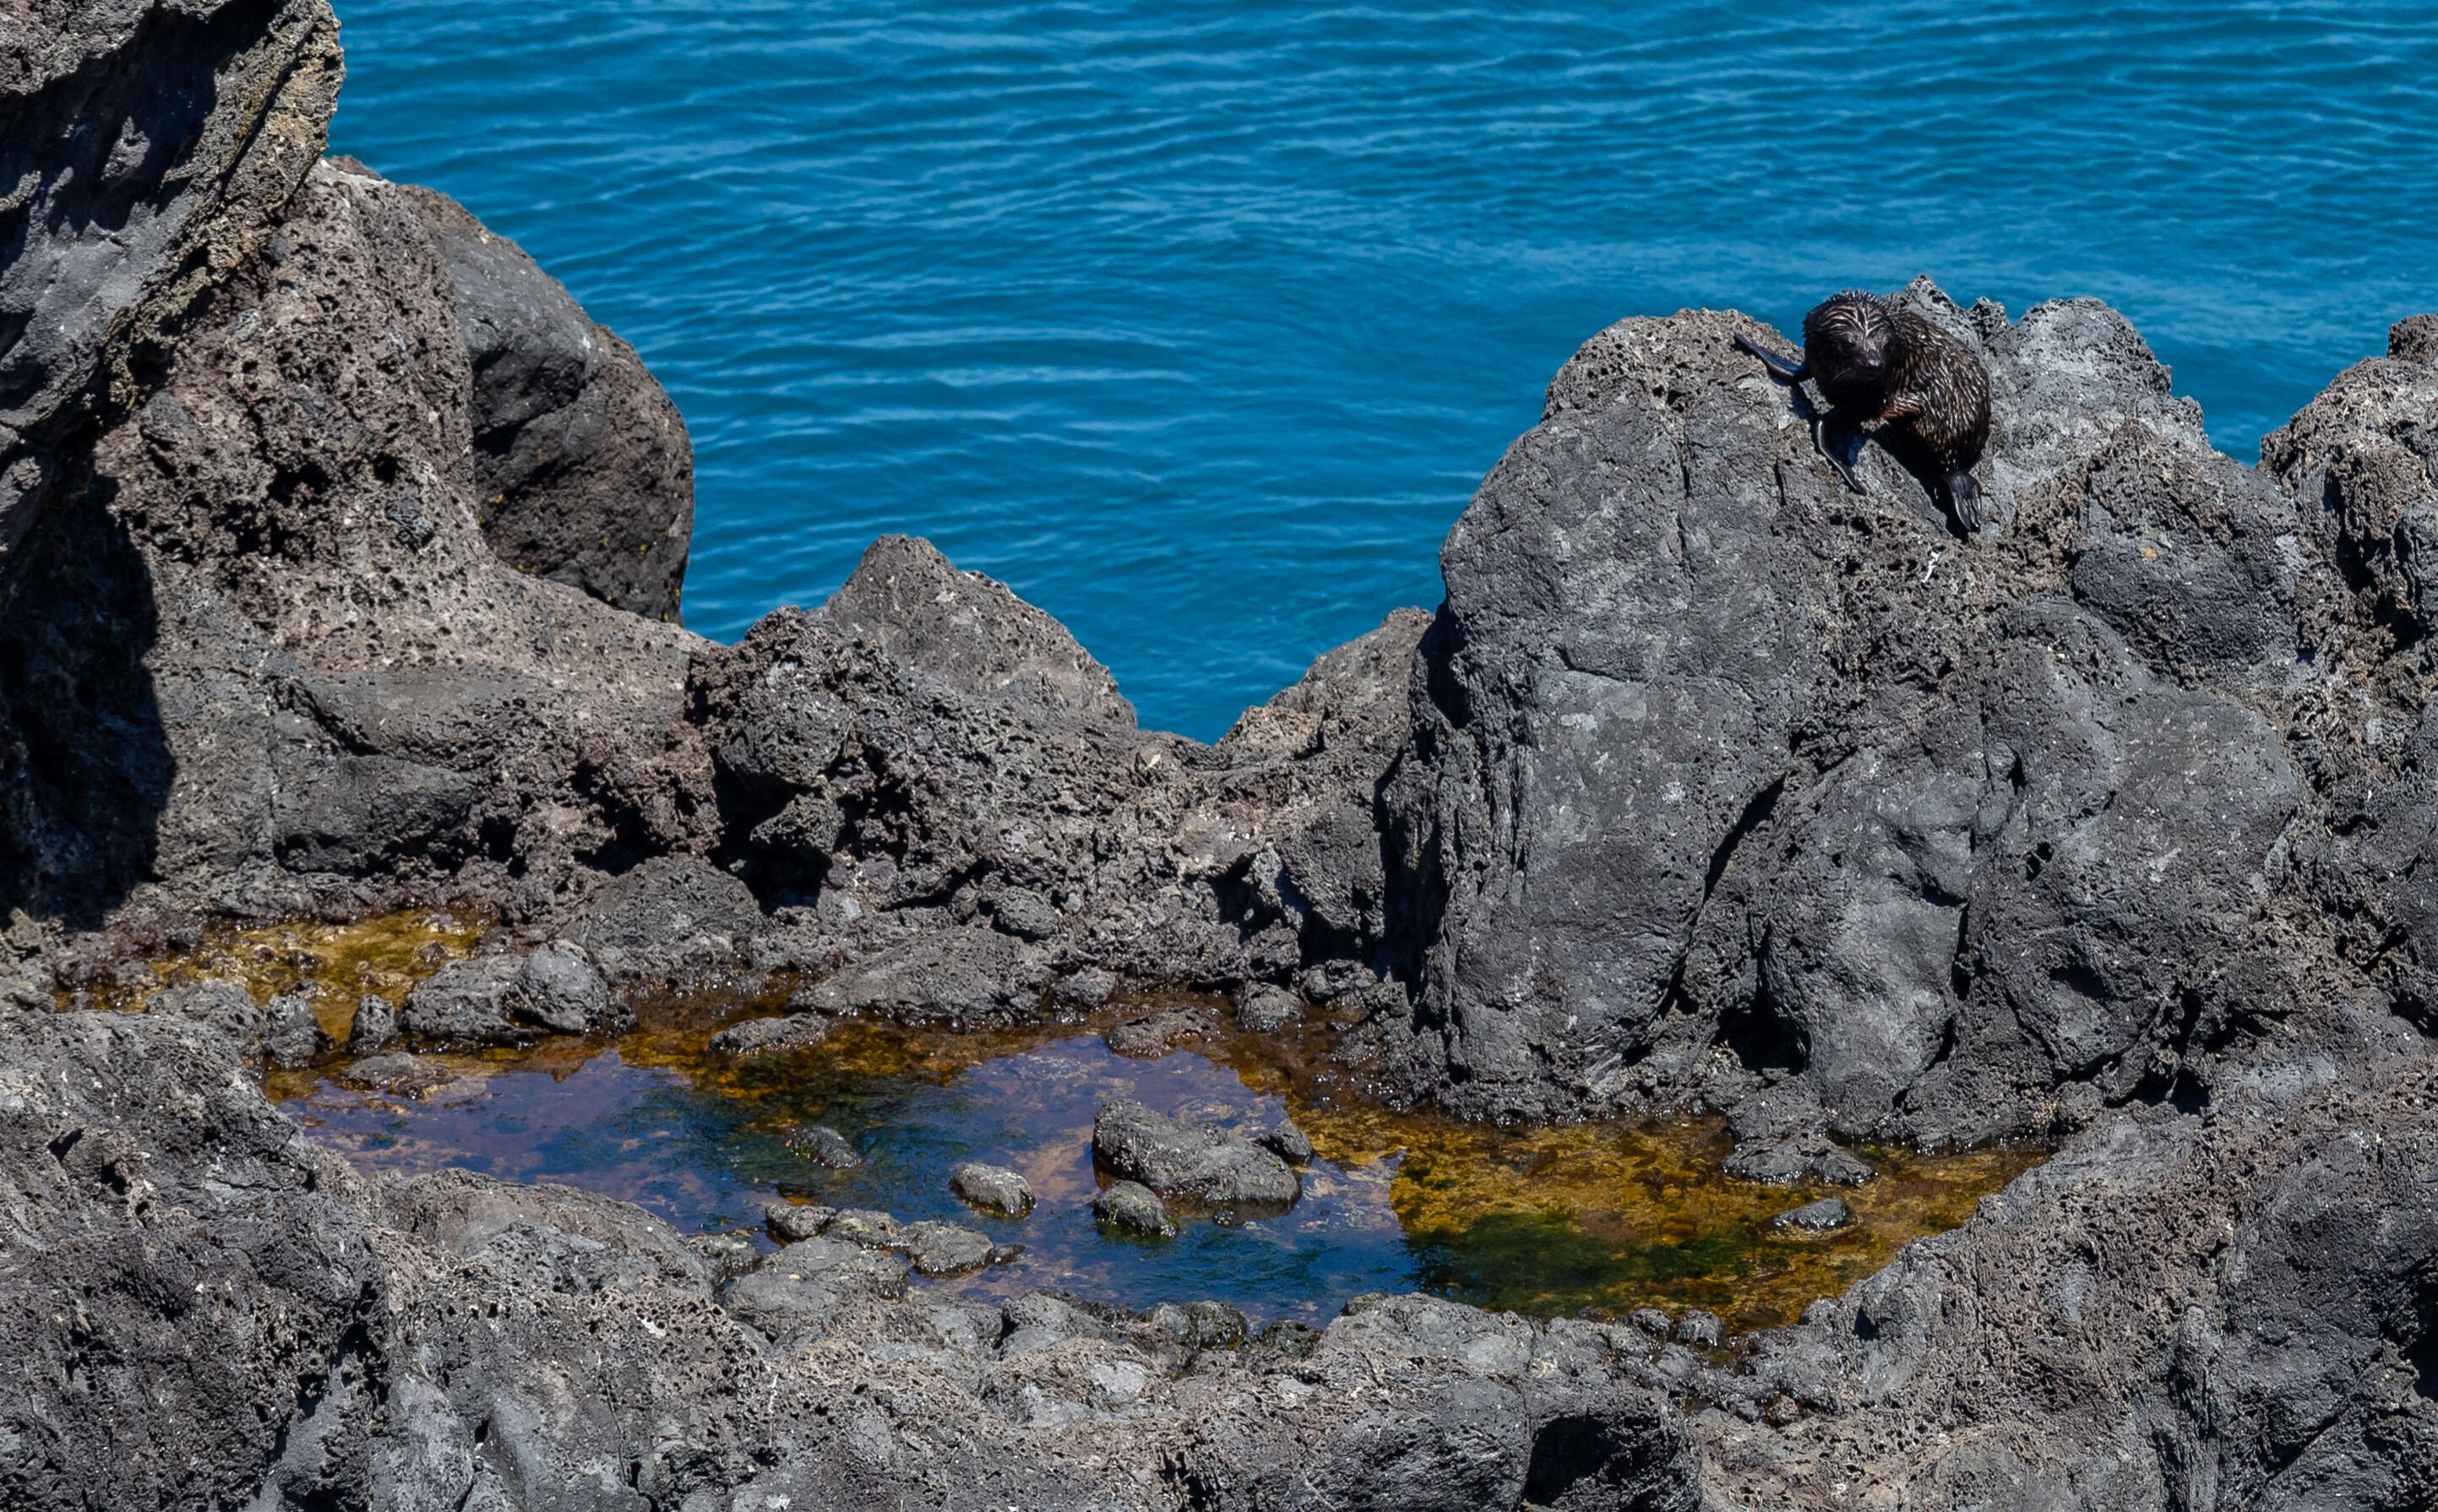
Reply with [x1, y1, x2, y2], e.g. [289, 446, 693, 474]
[8, 4, 2438, 1508]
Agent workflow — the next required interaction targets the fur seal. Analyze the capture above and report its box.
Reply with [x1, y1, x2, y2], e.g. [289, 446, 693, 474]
[1733, 291, 1992, 531]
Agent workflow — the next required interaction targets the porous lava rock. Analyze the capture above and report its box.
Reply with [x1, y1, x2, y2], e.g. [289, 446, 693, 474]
[1092, 1097, 1301, 1210]
[397, 179, 693, 621]
[0, 0, 342, 563]
[12, 8, 2438, 1506]
[1380, 280, 2435, 1152]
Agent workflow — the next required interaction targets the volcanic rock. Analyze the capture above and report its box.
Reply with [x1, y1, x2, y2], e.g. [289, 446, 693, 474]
[951, 1161, 1037, 1217]
[146, 979, 328, 1069]
[1236, 982, 1300, 1032]
[1256, 1119, 1315, 1166]
[787, 1126, 864, 1170]
[346, 993, 399, 1054]
[762, 1201, 836, 1243]
[340, 1051, 449, 1098]
[709, 1011, 831, 1057]
[795, 927, 1044, 1026]
[1091, 1180, 1177, 1238]
[1092, 1098, 1301, 1210]
[1380, 283, 2421, 1148]
[400, 181, 693, 620]
[1770, 1197, 1855, 1232]
[1103, 1005, 1216, 1058]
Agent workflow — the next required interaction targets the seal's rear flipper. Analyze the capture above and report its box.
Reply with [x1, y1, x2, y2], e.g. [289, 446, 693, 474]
[1733, 332, 1809, 385]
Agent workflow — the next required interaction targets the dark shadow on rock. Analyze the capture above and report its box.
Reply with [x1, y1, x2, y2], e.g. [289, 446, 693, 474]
[0, 473, 169, 927]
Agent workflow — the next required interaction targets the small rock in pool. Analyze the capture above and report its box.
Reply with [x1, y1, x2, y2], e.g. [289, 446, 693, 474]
[901, 1220, 996, 1277]
[710, 1012, 830, 1057]
[1771, 1196, 1855, 1232]
[764, 1201, 836, 1243]
[1093, 1181, 1177, 1238]
[1630, 1307, 1674, 1341]
[950, 1161, 1035, 1217]
[514, 939, 610, 1035]
[1103, 1006, 1216, 1058]
[340, 1052, 449, 1097]
[1677, 1310, 1723, 1348]
[1184, 1299, 1247, 1349]
[1235, 982, 1298, 1033]
[787, 1125, 863, 1168]
[1092, 1097, 1300, 1210]
[1254, 1120, 1314, 1166]
[346, 994, 397, 1054]
[260, 993, 332, 1069]
[1724, 1134, 1876, 1187]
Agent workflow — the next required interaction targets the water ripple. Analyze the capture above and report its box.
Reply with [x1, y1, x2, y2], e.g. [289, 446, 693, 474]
[333, 0, 2438, 737]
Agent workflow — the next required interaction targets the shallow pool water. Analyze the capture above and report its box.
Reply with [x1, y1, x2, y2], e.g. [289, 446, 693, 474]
[259, 965, 2043, 1331]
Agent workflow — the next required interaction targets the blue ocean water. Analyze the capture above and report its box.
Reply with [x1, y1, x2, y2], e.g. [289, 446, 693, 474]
[329, 2, 2438, 739]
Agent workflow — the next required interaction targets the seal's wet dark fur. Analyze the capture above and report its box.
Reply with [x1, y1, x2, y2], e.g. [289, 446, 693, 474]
[1733, 290, 1993, 532]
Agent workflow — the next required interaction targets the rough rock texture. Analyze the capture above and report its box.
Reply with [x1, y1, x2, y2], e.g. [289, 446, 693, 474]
[1093, 1179, 1177, 1238]
[1093, 1097, 1302, 1211]
[1381, 280, 2437, 1145]
[396, 942, 619, 1048]
[951, 1161, 1035, 1217]
[16, 11, 2438, 1507]
[0, 0, 342, 563]
[694, 536, 1429, 996]
[398, 178, 692, 621]
[1696, 1059, 2438, 1510]
[0, 1006, 1718, 1509]
[707, 1009, 830, 1056]
[145, 976, 328, 1067]
[1, 149, 713, 937]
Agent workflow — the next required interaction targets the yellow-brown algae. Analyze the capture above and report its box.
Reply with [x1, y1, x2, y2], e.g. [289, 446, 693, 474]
[79, 909, 487, 1044]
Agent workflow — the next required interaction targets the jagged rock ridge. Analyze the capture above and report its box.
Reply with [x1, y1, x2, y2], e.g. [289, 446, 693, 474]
[7, 3, 2438, 1509]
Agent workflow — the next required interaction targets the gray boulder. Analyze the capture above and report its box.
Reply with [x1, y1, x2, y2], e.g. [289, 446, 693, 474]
[1092, 1098, 1301, 1210]
[1236, 982, 1300, 1032]
[1380, 285, 2402, 1143]
[400, 182, 693, 622]
[3, 146, 712, 933]
[1104, 1004, 1216, 1058]
[340, 1051, 448, 1098]
[566, 855, 764, 976]
[899, 1220, 997, 1278]
[762, 1201, 836, 1243]
[721, 1237, 908, 1345]
[397, 956, 529, 1048]
[787, 1126, 863, 1169]
[0, 0, 341, 568]
[146, 979, 329, 1069]
[1091, 1180, 1177, 1238]
[797, 927, 1045, 1027]
[396, 944, 616, 1048]
[346, 993, 399, 1054]
[1770, 1197, 1854, 1232]
[950, 1161, 1036, 1217]
[511, 938, 612, 1033]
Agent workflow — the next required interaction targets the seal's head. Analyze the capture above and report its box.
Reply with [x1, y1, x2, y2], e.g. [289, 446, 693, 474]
[1801, 291, 1899, 390]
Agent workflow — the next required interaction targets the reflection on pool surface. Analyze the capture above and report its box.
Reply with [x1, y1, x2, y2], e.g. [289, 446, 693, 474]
[274, 995, 2046, 1331]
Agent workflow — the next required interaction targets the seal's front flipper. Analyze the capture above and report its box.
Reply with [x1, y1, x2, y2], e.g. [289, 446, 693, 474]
[1945, 471, 1986, 533]
[1813, 413, 1865, 494]
[1733, 332, 1809, 385]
